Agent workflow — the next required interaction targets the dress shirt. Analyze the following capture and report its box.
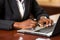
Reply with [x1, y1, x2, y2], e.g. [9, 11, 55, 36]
[16, 0, 25, 18]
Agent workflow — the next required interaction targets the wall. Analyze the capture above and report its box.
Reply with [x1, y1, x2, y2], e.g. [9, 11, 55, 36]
[36, 0, 60, 15]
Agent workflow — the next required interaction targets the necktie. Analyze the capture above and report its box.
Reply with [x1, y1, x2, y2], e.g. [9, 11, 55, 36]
[16, 0, 25, 18]
[19, 0, 21, 1]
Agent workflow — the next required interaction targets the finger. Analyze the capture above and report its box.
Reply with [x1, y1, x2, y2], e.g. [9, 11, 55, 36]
[50, 19, 53, 24]
[38, 20, 44, 27]
[28, 19, 37, 24]
[22, 26, 33, 30]
[31, 20, 37, 24]
[27, 25, 34, 29]
[30, 24, 36, 28]
[45, 19, 49, 27]
[21, 26, 28, 30]
[48, 19, 52, 26]
[21, 24, 32, 29]
[42, 18, 49, 27]
[46, 19, 53, 26]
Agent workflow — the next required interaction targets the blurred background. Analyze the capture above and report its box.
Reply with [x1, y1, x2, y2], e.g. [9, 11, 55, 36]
[36, 0, 60, 15]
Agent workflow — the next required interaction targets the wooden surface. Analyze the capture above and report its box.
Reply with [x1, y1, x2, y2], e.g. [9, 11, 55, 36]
[0, 30, 60, 40]
[0, 14, 60, 40]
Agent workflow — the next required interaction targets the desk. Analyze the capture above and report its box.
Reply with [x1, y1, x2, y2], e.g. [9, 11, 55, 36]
[0, 30, 60, 40]
[0, 14, 60, 40]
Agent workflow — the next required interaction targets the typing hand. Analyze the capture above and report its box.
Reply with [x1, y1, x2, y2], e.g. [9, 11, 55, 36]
[14, 19, 37, 29]
[38, 16, 53, 27]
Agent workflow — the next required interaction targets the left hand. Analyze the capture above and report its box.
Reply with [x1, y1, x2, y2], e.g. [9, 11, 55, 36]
[38, 16, 53, 27]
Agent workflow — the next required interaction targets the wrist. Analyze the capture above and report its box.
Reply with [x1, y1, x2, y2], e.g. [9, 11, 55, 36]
[13, 22, 21, 29]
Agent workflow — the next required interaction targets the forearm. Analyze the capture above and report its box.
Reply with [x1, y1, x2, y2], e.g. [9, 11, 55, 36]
[0, 20, 22, 30]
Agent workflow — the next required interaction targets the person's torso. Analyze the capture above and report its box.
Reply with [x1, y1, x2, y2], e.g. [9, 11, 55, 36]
[0, 0, 33, 22]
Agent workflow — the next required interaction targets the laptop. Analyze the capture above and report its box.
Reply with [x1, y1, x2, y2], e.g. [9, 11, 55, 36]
[17, 14, 60, 37]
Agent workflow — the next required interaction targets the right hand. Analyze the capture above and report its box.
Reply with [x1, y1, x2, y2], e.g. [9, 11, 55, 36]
[13, 19, 37, 29]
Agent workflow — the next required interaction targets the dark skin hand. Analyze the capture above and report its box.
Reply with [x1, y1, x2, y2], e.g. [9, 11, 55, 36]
[14, 16, 53, 29]
[14, 19, 37, 29]
[38, 16, 53, 27]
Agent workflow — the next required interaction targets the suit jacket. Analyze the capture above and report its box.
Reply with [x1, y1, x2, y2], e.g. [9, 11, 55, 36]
[0, 0, 49, 30]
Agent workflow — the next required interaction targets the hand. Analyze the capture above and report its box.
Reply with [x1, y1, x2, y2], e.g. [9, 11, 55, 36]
[38, 16, 53, 27]
[14, 19, 37, 29]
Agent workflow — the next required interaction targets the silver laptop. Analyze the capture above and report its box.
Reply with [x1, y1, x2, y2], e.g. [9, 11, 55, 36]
[17, 15, 60, 37]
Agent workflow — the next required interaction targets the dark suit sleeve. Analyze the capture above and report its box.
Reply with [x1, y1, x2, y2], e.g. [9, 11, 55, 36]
[0, 20, 14, 30]
[0, 0, 14, 30]
[31, 0, 49, 20]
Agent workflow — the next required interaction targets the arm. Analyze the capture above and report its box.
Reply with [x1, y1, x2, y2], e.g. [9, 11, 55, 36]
[0, 0, 36, 30]
[0, 20, 14, 30]
[31, 0, 49, 20]
[0, 0, 14, 30]
[31, 0, 53, 27]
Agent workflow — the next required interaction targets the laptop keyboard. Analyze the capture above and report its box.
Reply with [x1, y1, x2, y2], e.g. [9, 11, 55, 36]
[35, 26, 54, 33]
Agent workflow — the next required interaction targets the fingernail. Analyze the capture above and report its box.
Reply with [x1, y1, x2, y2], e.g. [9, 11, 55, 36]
[46, 25, 49, 27]
[49, 24, 51, 26]
[39, 24, 43, 27]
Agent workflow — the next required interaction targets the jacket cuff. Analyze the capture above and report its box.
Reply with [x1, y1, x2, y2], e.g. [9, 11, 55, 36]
[0, 20, 14, 30]
[36, 14, 49, 20]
